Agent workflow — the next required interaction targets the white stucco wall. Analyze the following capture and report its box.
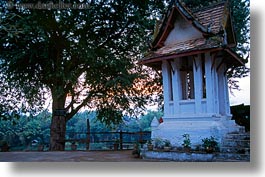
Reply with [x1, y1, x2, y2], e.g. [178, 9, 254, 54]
[164, 14, 202, 45]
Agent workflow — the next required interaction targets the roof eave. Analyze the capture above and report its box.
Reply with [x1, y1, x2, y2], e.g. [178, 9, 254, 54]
[224, 48, 245, 66]
[139, 47, 244, 68]
[139, 47, 222, 66]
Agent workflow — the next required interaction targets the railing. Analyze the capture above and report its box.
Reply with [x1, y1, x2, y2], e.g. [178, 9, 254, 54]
[65, 131, 151, 151]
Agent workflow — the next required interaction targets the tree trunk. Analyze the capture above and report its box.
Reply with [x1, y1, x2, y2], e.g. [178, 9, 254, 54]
[49, 92, 67, 151]
[50, 114, 66, 151]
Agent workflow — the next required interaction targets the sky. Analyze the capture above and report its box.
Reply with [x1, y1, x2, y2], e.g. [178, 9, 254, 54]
[229, 63, 250, 106]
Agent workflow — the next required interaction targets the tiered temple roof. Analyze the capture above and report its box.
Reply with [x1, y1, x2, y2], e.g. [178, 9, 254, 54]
[139, 0, 243, 68]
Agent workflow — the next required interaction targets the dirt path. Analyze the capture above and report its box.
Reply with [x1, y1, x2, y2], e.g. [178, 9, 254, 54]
[0, 150, 156, 162]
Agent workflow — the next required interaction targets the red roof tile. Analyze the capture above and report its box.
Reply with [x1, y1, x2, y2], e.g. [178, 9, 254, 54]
[143, 37, 222, 61]
[139, 0, 243, 68]
[193, 3, 227, 34]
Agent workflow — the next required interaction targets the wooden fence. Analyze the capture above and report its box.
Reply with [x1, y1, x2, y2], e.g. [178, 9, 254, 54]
[65, 131, 151, 151]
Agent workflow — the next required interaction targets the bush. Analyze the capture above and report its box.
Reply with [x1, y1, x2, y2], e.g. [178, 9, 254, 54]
[182, 134, 191, 148]
[201, 136, 219, 153]
[153, 138, 164, 149]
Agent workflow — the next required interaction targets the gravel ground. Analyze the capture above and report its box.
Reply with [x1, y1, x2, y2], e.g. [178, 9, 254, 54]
[0, 150, 158, 162]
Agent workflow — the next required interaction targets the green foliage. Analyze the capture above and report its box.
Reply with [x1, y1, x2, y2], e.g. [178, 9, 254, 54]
[132, 143, 141, 157]
[201, 136, 219, 152]
[138, 110, 163, 131]
[0, 0, 166, 125]
[0, 110, 51, 148]
[230, 104, 250, 131]
[0, 109, 157, 149]
[227, 0, 250, 90]
[147, 139, 153, 145]
[96, 108, 123, 126]
[0, 140, 8, 146]
[65, 109, 161, 133]
[163, 139, 171, 147]
[153, 137, 164, 149]
[182, 133, 191, 148]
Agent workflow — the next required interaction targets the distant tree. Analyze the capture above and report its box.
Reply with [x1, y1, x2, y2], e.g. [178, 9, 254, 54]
[0, 110, 51, 148]
[0, 0, 165, 150]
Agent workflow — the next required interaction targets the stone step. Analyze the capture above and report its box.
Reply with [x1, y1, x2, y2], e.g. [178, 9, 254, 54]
[227, 129, 249, 134]
[225, 133, 250, 140]
[222, 139, 250, 147]
[215, 153, 250, 162]
[238, 126, 247, 132]
[220, 146, 250, 154]
[228, 125, 248, 132]
[220, 129, 250, 155]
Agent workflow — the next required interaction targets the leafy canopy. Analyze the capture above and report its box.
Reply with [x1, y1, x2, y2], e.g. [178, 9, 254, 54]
[0, 0, 165, 124]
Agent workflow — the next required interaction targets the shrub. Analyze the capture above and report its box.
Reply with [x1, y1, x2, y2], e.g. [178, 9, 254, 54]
[201, 136, 219, 152]
[153, 138, 164, 149]
[182, 134, 191, 148]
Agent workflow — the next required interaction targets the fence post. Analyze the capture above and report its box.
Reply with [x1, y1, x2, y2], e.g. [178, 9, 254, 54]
[140, 130, 143, 148]
[86, 119, 90, 150]
[119, 131, 123, 150]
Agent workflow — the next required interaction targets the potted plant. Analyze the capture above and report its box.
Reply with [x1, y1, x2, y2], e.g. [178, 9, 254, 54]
[153, 137, 164, 150]
[163, 139, 171, 152]
[132, 143, 140, 158]
[71, 142, 77, 151]
[147, 140, 153, 151]
[182, 134, 191, 152]
[201, 136, 218, 153]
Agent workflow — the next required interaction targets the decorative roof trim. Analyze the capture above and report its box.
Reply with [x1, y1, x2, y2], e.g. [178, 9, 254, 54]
[152, 7, 175, 49]
[225, 2, 237, 47]
[174, 0, 211, 34]
[139, 47, 244, 67]
[139, 47, 222, 65]
[224, 48, 244, 66]
[152, 0, 216, 50]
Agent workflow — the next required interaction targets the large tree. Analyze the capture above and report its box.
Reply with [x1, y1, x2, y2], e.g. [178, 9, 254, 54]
[0, 0, 165, 150]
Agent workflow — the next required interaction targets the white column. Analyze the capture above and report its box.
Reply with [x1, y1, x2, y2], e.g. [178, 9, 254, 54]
[223, 64, 231, 115]
[171, 58, 181, 114]
[212, 58, 219, 114]
[217, 64, 225, 115]
[217, 63, 231, 116]
[193, 55, 203, 114]
[205, 53, 214, 113]
[162, 60, 170, 116]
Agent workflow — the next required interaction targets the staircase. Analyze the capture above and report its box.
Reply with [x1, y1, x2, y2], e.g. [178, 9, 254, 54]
[216, 127, 250, 161]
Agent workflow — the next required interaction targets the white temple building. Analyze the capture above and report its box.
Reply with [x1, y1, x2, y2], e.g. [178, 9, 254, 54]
[139, 0, 245, 147]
